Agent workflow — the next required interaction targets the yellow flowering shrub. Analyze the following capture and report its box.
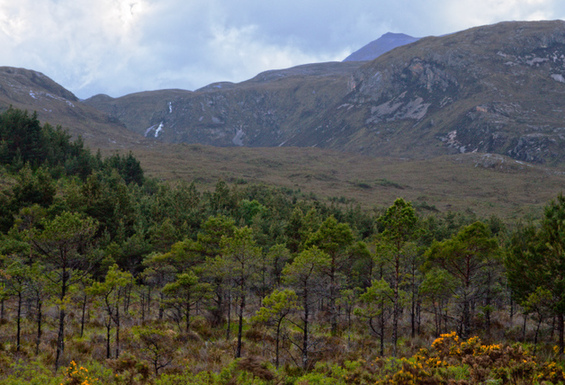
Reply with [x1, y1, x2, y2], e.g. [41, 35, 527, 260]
[60, 361, 99, 385]
[319, 332, 565, 385]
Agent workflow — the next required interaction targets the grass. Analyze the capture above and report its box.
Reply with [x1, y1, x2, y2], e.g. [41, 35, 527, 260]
[127, 142, 565, 220]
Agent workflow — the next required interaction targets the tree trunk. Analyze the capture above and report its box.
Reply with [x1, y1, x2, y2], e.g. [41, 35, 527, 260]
[185, 292, 192, 333]
[302, 287, 309, 370]
[141, 290, 146, 323]
[236, 294, 245, 358]
[55, 308, 65, 370]
[462, 290, 470, 339]
[380, 303, 385, 356]
[485, 273, 492, 336]
[559, 313, 564, 355]
[434, 302, 441, 337]
[226, 291, 231, 341]
[36, 297, 42, 356]
[329, 264, 337, 336]
[509, 294, 514, 325]
[158, 292, 164, 320]
[522, 313, 528, 341]
[417, 301, 421, 335]
[124, 283, 132, 313]
[80, 294, 87, 338]
[55, 269, 68, 372]
[16, 291, 22, 352]
[534, 316, 543, 355]
[106, 316, 112, 359]
[392, 254, 400, 356]
[411, 288, 416, 339]
[145, 286, 152, 321]
[115, 299, 121, 358]
[275, 319, 282, 369]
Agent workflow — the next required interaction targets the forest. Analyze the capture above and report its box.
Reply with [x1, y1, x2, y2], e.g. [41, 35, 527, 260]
[0, 107, 564, 384]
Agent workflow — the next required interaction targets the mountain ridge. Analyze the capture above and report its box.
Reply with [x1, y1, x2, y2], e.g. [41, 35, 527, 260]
[82, 20, 565, 165]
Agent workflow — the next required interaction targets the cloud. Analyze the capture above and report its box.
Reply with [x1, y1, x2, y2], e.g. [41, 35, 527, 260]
[438, 0, 563, 32]
[0, 0, 564, 98]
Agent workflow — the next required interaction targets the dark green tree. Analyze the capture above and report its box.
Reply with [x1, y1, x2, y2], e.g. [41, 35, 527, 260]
[221, 227, 261, 358]
[30, 211, 98, 370]
[506, 194, 565, 354]
[253, 288, 300, 368]
[306, 215, 354, 335]
[162, 270, 210, 333]
[355, 279, 394, 356]
[378, 198, 418, 355]
[426, 221, 499, 338]
[89, 264, 133, 358]
[283, 246, 330, 369]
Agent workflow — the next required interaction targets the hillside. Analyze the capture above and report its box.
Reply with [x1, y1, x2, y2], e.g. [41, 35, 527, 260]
[288, 20, 565, 164]
[135, 143, 565, 220]
[84, 61, 363, 147]
[1, 22, 565, 219]
[86, 20, 565, 165]
[0, 67, 145, 150]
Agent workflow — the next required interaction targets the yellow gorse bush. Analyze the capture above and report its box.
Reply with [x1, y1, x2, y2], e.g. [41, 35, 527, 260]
[60, 361, 99, 385]
[363, 332, 565, 384]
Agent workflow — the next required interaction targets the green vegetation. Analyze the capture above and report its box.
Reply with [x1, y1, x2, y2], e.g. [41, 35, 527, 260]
[1, 108, 565, 384]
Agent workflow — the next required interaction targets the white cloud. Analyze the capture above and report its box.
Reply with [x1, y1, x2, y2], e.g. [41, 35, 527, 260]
[441, 0, 560, 31]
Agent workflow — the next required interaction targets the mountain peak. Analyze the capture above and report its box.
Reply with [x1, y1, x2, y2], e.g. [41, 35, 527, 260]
[343, 32, 420, 62]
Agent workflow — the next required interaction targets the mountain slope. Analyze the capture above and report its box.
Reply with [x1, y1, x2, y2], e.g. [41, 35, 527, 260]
[84, 61, 363, 147]
[0, 67, 145, 150]
[287, 20, 565, 164]
[343, 32, 420, 62]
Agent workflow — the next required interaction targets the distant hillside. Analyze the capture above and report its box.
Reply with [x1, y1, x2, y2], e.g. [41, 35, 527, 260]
[84, 20, 565, 165]
[343, 32, 420, 61]
[84, 61, 363, 147]
[0, 67, 144, 150]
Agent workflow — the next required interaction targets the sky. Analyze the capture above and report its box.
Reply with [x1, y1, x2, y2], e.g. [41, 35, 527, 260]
[0, 0, 563, 99]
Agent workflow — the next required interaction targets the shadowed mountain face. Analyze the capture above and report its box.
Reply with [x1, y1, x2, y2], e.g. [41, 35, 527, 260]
[83, 20, 565, 165]
[343, 32, 420, 62]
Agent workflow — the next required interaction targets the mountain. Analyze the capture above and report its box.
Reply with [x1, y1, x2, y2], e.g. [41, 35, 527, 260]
[84, 61, 363, 147]
[84, 20, 565, 165]
[0, 66, 144, 150]
[287, 20, 565, 164]
[343, 32, 420, 62]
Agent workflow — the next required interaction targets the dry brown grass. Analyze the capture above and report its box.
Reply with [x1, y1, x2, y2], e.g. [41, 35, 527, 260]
[128, 142, 565, 220]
